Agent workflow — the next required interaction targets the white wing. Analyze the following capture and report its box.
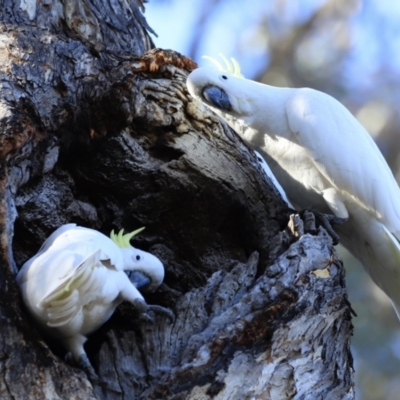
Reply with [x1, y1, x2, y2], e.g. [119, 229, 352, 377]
[21, 246, 103, 306]
[16, 224, 78, 286]
[48, 226, 123, 267]
[39, 249, 105, 329]
[17, 225, 123, 287]
[36, 223, 78, 254]
[286, 88, 400, 232]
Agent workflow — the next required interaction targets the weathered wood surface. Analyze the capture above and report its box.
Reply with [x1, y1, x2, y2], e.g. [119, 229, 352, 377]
[0, 1, 354, 399]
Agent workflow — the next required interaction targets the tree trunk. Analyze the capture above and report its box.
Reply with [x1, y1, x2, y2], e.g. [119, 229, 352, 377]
[0, 1, 355, 399]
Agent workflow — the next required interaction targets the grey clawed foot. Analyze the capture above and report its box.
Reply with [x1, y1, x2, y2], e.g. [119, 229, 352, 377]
[309, 210, 347, 245]
[77, 354, 99, 382]
[133, 298, 175, 324]
[132, 298, 148, 314]
[147, 304, 175, 323]
[132, 298, 154, 323]
[139, 312, 155, 323]
[65, 351, 98, 382]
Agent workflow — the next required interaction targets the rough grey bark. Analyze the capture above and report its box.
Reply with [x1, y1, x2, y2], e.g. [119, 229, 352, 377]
[0, 1, 354, 399]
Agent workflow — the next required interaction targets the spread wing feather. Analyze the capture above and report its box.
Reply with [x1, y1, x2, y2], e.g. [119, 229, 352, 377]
[17, 225, 123, 287]
[40, 249, 104, 328]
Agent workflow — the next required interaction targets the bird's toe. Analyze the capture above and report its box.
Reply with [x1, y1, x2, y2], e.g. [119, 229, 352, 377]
[147, 305, 175, 323]
[309, 210, 345, 245]
[132, 298, 148, 314]
[78, 354, 99, 382]
[139, 312, 155, 323]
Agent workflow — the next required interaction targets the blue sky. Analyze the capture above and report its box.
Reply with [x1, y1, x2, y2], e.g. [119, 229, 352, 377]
[146, 0, 400, 101]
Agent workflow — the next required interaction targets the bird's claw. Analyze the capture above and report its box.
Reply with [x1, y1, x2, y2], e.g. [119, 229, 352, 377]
[133, 298, 174, 324]
[77, 354, 98, 382]
[139, 312, 155, 323]
[147, 304, 175, 323]
[323, 214, 347, 226]
[132, 298, 153, 322]
[305, 210, 346, 245]
[133, 298, 148, 314]
[64, 343, 98, 382]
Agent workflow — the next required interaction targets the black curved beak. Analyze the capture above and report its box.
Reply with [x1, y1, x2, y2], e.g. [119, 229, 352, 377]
[127, 271, 151, 290]
[203, 86, 231, 111]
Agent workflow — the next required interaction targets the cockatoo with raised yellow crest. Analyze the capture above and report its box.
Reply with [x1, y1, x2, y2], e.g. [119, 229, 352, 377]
[16, 223, 168, 379]
[187, 55, 400, 320]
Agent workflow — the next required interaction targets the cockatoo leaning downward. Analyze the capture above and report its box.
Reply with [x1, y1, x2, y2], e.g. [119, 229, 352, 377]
[187, 54, 400, 320]
[16, 223, 169, 379]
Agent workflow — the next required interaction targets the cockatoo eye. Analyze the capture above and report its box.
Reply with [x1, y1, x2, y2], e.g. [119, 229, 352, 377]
[135, 255, 141, 261]
[222, 75, 228, 80]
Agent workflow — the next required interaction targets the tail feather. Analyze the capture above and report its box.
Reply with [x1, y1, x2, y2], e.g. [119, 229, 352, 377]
[392, 301, 400, 321]
[381, 225, 400, 321]
[382, 225, 400, 264]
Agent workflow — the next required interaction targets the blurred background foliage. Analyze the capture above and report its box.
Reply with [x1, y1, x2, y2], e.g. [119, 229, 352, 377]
[146, 0, 400, 398]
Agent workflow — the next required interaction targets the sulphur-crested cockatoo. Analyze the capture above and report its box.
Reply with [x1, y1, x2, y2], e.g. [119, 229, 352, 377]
[187, 55, 400, 319]
[17, 223, 167, 378]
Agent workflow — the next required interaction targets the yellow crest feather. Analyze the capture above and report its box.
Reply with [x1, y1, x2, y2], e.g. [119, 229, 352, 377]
[110, 227, 145, 248]
[202, 53, 244, 78]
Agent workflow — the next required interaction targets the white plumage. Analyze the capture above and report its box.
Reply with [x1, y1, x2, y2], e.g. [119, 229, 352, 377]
[253, 149, 293, 208]
[17, 223, 165, 377]
[187, 58, 400, 319]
